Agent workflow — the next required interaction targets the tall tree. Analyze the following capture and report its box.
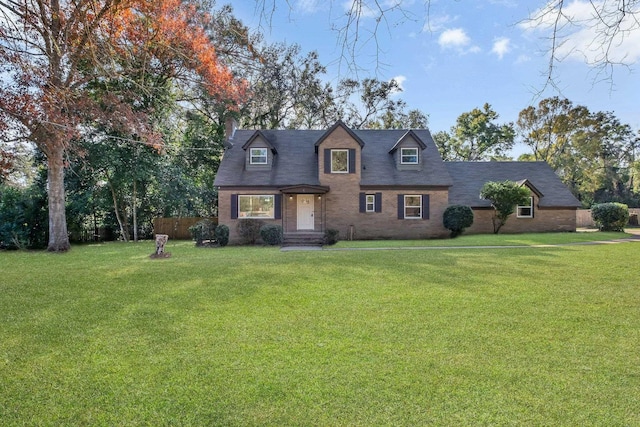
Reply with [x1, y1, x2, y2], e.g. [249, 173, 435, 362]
[242, 44, 336, 129]
[438, 103, 515, 161]
[516, 97, 591, 170]
[0, 0, 246, 251]
[336, 78, 428, 129]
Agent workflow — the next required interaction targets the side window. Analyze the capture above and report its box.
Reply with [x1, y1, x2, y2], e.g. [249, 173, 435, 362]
[397, 194, 429, 219]
[517, 197, 533, 218]
[331, 149, 348, 173]
[400, 148, 418, 164]
[250, 148, 268, 165]
[365, 194, 375, 212]
[404, 195, 422, 219]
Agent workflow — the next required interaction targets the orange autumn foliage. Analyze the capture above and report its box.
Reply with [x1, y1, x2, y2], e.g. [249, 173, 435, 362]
[0, 0, 247, 251]
[110, 0, 247, 104]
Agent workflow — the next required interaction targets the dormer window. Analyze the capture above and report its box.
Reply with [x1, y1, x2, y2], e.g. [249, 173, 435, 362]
[331, 149, 349, 173]
[250, 148, 268, 165]
[401, 148, 419, 164]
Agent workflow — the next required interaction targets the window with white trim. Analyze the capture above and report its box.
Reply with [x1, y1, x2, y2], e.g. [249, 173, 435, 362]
[331, 149, 349, 173]
[365, 194, 375, 212]
[517, 197, 533, 218]
[250, 148, 268, 164]
[238, 195, 274, 218]
[404, 195, 422, 219]
[400, 148, 419, 164]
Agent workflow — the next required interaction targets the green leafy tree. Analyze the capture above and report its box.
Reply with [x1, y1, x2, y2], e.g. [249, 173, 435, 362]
[479, 181, 531, 234]
[439, 103, 515, 161]
[336, 78, 428, 129]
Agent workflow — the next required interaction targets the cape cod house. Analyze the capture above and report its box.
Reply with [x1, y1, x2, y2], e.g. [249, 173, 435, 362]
[214, 120, 581, 244]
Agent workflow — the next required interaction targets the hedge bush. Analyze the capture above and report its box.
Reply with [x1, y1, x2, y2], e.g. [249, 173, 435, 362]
[443, 205, 474, 238]
[324, 229, 339, 245]
[189, 219, 217, 246]
[236, 219, 264, 244]
[591, 202, 629, 231]
[215, 224, 229, 247]
[259, 224, 283, 246]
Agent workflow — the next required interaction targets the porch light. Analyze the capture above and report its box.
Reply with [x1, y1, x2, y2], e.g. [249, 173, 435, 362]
[289, 195, 293, 200]
[318, 195, 322, 200]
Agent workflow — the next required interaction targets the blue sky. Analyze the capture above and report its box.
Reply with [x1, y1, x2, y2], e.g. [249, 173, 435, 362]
[228, 1, 639, 156]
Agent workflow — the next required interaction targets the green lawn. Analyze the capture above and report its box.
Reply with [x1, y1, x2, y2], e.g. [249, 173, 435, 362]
[1, 236, 639, 426]
[332, 231, 633, 248]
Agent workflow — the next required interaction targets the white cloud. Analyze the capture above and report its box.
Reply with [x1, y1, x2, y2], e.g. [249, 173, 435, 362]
[438, 28, 481, 54]
[520, 0, 640, 66]
[491, 37, 511, 59]
[439, 28, 470, 48]
[516, 54, 532, 64]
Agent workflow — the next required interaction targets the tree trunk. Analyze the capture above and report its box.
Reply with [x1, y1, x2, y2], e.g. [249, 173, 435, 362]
[132, 180, 138, 242]
[47, 148, 71, 252]
[107, 173, 129, 242]
[492, 215, 505, 234]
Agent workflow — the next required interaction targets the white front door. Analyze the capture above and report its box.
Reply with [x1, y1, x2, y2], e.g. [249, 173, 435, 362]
[297, 195, 315, 230]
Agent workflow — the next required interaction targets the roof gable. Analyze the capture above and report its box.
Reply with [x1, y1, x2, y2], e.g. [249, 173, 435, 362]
[388, 130, 427, 154]
[516, 179, 543, 198]
[242, 130, 277, 154]
[314, 120, 365, 150]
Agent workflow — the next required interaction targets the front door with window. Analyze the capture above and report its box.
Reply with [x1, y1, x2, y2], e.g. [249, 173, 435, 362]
[297, 195, 315, 230]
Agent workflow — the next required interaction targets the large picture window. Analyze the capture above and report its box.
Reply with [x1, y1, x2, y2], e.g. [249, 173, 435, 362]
[250, 148, 268, 164]
[400, 148, 418, 164]
[517, 197, 533, 218]
[404, 195, 422, 219]
[238, 195, 274, 218]
[331, 149, 349, 173]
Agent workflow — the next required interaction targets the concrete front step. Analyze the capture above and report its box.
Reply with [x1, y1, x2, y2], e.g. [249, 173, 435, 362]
[283, 232, 325, 246]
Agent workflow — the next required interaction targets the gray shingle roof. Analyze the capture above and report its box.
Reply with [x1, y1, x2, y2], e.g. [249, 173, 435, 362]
[446, 161, 582, 208]
[214, 128, 453, 188]
[214, 128, 580, 209]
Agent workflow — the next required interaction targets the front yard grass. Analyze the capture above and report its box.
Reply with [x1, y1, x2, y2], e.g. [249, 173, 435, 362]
[331, 230, 632, 248]
[1, 237, 638, 425]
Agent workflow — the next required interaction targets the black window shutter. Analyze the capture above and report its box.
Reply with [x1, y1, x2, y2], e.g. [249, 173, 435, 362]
[274, 194, 282, 219]
[324, 149, 331, 173]
[375, 192, 382, 213]
[422, 194, 430, 219]
[359, 192, 365, 213]
[348, 149, 356, 173]
[230, 194, 238, 219]
[397, 194, 404, 219]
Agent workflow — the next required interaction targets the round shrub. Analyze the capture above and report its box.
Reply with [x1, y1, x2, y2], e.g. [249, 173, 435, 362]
[324, 229, 339, 245]
[591, 202, 629, 231]
[260, 224, 283, 246]
[215, 224, 229, 247]
[443, 205, 474, 238]
[189, 219, 216, 246]
[236, 219, 264, 244]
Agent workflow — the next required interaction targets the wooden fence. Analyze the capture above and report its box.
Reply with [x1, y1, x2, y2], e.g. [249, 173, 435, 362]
[576, 208, 640, 228]
[153, 217, 218, 240]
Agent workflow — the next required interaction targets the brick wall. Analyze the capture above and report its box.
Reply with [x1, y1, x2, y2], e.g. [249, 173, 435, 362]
[218, 188, 282, 244]
[466, 208, 577, 234]
[343, 189, 450, 240]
